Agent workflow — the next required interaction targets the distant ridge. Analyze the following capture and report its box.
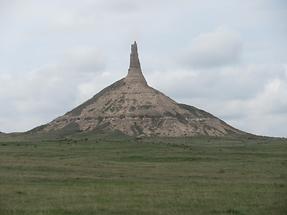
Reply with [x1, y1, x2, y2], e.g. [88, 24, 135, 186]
[30, 42, 247, 137]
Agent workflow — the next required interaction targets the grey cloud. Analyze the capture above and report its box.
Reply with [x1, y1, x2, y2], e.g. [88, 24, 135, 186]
[182, 28, 242, 69]
[0, 48, 108, 132]
[103, 0, 140, 13]
[149, 64, 286, 101]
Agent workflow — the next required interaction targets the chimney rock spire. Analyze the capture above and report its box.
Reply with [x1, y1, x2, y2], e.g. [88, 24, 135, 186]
[126, 41, 147, 85]
[129, 41, 141, 69]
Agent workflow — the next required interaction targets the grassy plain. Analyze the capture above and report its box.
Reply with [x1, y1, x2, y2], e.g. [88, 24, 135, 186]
[0, 133, 286, 215]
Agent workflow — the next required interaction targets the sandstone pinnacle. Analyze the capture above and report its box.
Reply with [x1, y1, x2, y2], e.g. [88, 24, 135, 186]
[126, 41, 147, 85]
[129, 41, 140, 69]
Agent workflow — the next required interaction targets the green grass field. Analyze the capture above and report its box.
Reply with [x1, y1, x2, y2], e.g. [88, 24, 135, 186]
[0, 134, 286, 215]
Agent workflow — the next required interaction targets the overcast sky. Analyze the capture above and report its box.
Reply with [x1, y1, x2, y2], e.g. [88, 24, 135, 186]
[0, 0, 286, 137]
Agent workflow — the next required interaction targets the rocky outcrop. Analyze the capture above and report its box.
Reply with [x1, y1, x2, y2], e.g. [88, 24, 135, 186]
[30, 42, 246, 137]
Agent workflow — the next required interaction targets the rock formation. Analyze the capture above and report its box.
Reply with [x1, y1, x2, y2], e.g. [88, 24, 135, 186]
[31, 42, 245, 137]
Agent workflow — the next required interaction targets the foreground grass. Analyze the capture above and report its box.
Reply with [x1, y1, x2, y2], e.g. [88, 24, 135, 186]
[0, 134, 286, 215]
